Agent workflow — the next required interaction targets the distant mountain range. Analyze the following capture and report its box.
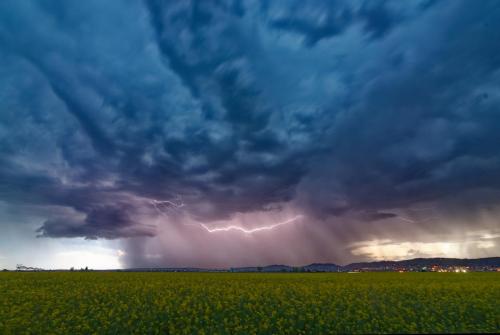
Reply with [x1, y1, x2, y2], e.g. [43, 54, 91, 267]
[11, 257, 500, 272]
[229, 257, 500, 272]
[342, 257, 500, 270]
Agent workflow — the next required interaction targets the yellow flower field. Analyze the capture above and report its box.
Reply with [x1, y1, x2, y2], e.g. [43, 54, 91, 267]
[0, 272, 498, 334]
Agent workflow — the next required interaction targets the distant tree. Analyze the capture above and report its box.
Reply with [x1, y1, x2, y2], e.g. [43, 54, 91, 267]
[2, 269, 8, 272]
[85, 266, 88, 271]
[70, 267, 74, 271]
[257, 266, 262, 272]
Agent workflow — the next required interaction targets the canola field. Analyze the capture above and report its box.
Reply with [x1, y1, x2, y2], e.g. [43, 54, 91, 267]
[0, 272, 499, 334]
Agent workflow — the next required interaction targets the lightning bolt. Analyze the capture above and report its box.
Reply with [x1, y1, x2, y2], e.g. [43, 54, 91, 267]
[191, 215, 303, 234]
[399, 215, 440, 224]
[150, 197, 302, 234]
[398, 216, 417, 223]
[150, 198, 185, 217]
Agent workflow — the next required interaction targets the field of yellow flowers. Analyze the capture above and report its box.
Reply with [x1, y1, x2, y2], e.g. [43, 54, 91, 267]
[0, 272, 499, 334]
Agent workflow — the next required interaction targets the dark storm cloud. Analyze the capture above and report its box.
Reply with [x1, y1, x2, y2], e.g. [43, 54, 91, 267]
[298, 0, 500, 220]
[37, 205, 155, 240]
[0, 0, 500, 264]
[266, 0, 433, 46]
[0, 0, 315, 235]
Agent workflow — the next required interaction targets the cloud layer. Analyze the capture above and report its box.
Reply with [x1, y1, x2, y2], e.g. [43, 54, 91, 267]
[1, 0, 500, 267]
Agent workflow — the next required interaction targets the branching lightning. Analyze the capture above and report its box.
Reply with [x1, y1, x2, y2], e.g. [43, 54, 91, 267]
[398, 212, 438, 225]
[150, 198, 185, 217]
[192, 215, 303, 234]
[150, 197, 302, 234]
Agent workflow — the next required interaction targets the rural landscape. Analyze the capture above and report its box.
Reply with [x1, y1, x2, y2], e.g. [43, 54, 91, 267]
[1, 271, 499, 334]
[2, 257, 499, 334]
[1, 1, 500, 334]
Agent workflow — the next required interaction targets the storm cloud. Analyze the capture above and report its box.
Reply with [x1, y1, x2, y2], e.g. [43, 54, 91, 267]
[1, 0, 500, 267]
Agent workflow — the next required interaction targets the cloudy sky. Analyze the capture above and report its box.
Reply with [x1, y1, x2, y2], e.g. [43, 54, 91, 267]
[1, 0, 500, 269]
